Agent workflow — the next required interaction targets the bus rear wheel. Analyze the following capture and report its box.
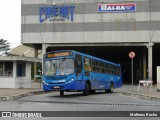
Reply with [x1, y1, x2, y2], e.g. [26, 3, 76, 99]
[105, 82, 114, 93]
[60, 90, 64, 96]
[83, 82, 90, 96]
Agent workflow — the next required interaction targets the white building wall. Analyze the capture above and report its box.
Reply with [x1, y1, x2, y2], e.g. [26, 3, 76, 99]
[0, 78, 16, 88]
[21, 0, 160, 45]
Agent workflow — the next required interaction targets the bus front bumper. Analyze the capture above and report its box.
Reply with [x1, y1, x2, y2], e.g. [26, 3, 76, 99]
[43, 80, 85, 91]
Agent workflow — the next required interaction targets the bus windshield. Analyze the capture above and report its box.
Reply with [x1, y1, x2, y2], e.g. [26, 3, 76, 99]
[44, 58, 74, 76]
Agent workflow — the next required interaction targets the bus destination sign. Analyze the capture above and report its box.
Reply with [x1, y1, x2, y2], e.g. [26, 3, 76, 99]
[47, 52, 70, 58]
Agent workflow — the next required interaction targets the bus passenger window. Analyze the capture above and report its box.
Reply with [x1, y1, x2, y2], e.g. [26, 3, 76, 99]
[84, 57, 91, 71]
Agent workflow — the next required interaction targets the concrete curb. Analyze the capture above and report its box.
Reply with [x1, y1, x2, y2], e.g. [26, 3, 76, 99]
[0, 91, 48, 101]
[122, 91, 160, 101]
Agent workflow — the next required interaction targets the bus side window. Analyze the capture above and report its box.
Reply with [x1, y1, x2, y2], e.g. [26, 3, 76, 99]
[75, 55, 82, 75]
[84, 57, 91, 71]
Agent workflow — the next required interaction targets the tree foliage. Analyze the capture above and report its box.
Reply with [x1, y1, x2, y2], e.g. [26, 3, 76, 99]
[0, 39, 11, 55]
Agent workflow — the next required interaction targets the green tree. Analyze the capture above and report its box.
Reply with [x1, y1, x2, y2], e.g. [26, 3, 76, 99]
[0, 39, 11, 55]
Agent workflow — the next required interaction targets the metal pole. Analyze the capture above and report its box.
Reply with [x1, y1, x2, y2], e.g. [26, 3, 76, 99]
[131, 58, 133, 92]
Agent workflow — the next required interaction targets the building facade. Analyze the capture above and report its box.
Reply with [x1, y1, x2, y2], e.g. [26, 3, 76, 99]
[21, 0, 160, 83]
[0, 55, 41, 88]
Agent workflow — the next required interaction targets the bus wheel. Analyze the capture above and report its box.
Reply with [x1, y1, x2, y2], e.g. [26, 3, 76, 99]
[105, 83, 114, 93]
[60, 90, 64, 96]
[83, 82, 90, 96]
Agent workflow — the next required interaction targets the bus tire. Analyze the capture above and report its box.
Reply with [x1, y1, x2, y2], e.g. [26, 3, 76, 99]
[83, 82, 90, 96]
[105, 82, 114, 93]
[60, 90, 64, 96]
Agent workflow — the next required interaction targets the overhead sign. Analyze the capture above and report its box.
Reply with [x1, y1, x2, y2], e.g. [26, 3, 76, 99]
[39, 5, 75, 23]
[98, 3, 136, 13]
[47, 52, 71, 58]
[129, 51, 135, 59]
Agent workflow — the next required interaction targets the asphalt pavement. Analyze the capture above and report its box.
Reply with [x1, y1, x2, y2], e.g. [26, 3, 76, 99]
[0, 81, 160, 101]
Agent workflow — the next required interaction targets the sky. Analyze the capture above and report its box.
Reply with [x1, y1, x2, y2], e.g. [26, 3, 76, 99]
[0, 0, 21, 49]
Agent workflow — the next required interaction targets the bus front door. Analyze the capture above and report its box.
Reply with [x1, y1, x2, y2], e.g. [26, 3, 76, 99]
[75, 55, 83, 89]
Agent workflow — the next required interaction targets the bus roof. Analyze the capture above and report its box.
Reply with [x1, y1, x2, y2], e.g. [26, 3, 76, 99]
[45, 50, 120, 66]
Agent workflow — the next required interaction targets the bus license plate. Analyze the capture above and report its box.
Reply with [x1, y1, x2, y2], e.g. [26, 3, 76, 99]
[54, 86, 60, 89]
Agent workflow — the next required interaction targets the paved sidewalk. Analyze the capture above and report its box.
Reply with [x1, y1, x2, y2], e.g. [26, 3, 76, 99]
[121, 84, 160, 101]
[0, 82, 160, 101]
[0, 81, 44, 101]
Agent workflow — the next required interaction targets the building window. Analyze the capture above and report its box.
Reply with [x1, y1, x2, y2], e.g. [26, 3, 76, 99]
[17, 62, 26, 77]
[0, 62, 13, 76]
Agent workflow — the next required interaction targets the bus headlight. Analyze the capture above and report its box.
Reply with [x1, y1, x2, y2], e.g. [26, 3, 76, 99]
[68, 78, 74, 83]
[43, 81, 49, 85]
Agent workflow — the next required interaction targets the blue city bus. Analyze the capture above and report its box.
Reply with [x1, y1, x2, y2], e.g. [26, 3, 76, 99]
[42, 50, 122, 96]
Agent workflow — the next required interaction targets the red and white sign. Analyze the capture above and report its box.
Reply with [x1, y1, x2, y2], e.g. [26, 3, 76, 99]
[129, 51, 135, 59]
[98, 3, 136, 12]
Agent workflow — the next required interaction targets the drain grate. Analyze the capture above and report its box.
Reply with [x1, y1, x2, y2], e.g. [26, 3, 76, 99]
[19, 100, 160, 107]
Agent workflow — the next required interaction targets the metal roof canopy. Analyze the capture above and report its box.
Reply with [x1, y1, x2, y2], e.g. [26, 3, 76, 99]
[9, 45, 42, 58]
